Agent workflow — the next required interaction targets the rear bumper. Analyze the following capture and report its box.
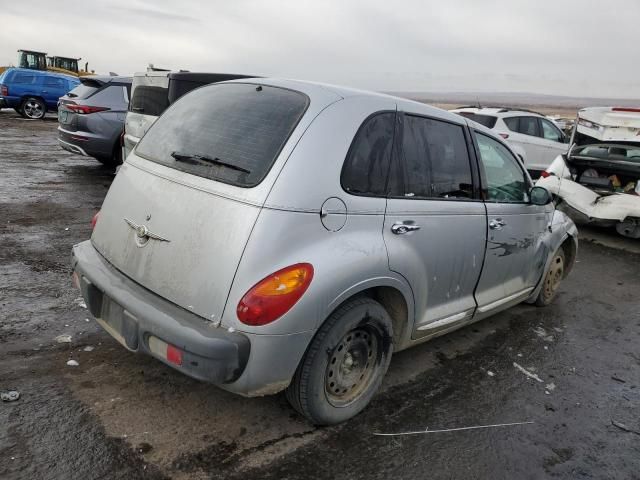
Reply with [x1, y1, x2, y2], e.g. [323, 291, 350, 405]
[71, 240, 250, 384]
[0, 97, 7, 108]
[58, 126, 114, 159]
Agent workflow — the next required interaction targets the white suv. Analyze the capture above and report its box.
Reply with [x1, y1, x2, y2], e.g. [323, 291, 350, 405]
[450, 107, 569, 173]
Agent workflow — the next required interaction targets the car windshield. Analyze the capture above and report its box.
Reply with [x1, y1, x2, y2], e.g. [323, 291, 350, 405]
[135, 83, 309, 187]
[571, 144, 640, 163]
[456, 112, 497, 128]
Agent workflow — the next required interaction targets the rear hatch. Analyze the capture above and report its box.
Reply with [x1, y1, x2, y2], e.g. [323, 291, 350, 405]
[124, 72, 170, 155]
[58, 77, 108, 131]
[569, 143, 640, 195]
[92, 81, 317, 322]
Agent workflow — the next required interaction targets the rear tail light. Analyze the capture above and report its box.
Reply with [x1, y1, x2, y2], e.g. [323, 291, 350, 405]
[499, 133, 509, 139]
[91, 211, 100, 230]
[0, 84, 7, 96]
[66, 104, 110, 114]
[237, 263, 314, 326]
[148, 336, 183, 366]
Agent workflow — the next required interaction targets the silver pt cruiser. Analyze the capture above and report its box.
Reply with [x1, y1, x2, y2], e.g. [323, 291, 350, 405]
[71, 79, 577, 425]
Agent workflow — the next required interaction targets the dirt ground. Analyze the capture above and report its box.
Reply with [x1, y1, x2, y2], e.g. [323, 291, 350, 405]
[1, 110, 639, 480]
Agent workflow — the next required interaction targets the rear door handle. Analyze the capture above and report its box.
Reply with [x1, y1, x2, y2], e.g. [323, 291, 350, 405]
[391, 222, 421, 235]
[489, 218, 506, 230]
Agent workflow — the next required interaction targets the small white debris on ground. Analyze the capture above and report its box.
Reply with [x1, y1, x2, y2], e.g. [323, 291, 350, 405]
[55, 334, 72, 343]
[66, 360, 79, 367]
[533, 326, 554, 342]
[487, 371, 495, 377]
[513, 362, 544, 383]
[83, 346, 95, 352]
[73, 297, 87, 309]
[545, 382, 556, 392]
[1, 391, 20, 402]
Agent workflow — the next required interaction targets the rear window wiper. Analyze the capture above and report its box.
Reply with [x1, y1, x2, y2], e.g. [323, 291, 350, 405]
[170, 151, 251, 174]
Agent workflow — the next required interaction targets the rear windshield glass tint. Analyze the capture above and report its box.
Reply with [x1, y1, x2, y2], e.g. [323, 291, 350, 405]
[130, 85, 169, 116]
[457, 112, 497, 129]
[135, 83, 309, 187]
[66, 83, 100, 99]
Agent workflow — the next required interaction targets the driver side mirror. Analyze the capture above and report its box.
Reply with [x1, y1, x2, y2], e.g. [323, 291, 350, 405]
[530, 186, 553, 205]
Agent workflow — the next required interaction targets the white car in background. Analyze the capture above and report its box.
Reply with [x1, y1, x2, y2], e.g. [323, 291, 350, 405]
[450, 107, 569, 173]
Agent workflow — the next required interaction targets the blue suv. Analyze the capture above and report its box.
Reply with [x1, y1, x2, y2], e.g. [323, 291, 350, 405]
[0, 68, 80, 119]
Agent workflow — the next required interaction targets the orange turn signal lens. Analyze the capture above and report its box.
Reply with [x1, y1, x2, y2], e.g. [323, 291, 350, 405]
[237, 263, 314, 326]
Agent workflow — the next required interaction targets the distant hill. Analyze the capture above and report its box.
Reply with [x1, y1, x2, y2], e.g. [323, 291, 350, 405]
[386, 91, 640, 109]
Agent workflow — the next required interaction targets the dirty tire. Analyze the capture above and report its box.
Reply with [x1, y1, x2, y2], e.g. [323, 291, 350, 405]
[286, 297, 393, 425]
[96, 144, 122, 168]
[535, 247, 566, 306]
[20, 97, 46, 119]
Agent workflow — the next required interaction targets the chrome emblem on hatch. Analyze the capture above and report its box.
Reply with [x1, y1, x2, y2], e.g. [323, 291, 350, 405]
[124, 218, 170, 247]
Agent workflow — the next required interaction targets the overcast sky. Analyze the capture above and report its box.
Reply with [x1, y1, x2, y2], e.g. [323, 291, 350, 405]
[2, 0, 638, 98]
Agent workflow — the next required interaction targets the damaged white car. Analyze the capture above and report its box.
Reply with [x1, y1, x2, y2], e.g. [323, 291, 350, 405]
[537, 107, 640, 238]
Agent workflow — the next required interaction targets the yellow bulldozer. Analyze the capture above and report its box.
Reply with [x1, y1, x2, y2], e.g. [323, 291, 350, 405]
[0, 49, 94, 77]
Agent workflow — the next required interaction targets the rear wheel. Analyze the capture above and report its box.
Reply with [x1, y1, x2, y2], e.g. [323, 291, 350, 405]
[535, 247, 565, 306]
[286, 297, 393, 425]
[96, 144, 123, 167]
[20, 97, 46, 119]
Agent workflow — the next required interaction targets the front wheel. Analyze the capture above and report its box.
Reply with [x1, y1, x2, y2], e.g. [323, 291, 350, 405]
[20, 97, 46, 119]
[535, 247, 565, 306]
[286, 297, 393, 425]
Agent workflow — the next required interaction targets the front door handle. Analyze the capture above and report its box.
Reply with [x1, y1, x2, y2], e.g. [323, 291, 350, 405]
[489, 218, 506, 230]
[391, 222, 421, 235]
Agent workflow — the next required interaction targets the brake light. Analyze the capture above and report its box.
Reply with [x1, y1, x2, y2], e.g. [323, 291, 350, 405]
[540, 170, 551, 178]
[612, 107, 640, 113]
[0, 84, 7, 96]
[499, 133, 509, 139]
[91, 211, 100, 230]
[66, 104, 110, 114]
[237, 263, 314, 326]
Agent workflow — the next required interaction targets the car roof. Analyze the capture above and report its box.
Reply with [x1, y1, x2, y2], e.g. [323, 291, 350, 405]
[5, 67, 78, 81]
[224, 77, 468, 125]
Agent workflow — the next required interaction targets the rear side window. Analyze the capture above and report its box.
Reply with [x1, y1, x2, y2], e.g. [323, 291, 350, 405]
[12, 73, 36, 84]
[510, 116, 540, 137]
[130, 85, 169, 116]
[540, 119, 562, 142]
[341, 112, 395, 196]
[457, 112, 497, 129]
[136, 83, 309, 188]
[390, 115, 474, 199]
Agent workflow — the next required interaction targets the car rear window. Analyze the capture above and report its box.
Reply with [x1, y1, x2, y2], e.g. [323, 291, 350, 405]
[66, 81, 102, 99]
[457, 112, 497, 129]
[135, 83, 309, 187]
[130, 85, 169, 116]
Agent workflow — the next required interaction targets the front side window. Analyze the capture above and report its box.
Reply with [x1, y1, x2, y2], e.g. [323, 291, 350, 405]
[390, 115, 474, 199]
[341, 112, 395, 196]
[540, 119, 562, 142]
[475, 133, 529, 203]
[136, 83, 309, 188]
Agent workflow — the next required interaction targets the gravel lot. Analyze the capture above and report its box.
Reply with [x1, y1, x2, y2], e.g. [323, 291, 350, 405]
[1, 109, 639, 480]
